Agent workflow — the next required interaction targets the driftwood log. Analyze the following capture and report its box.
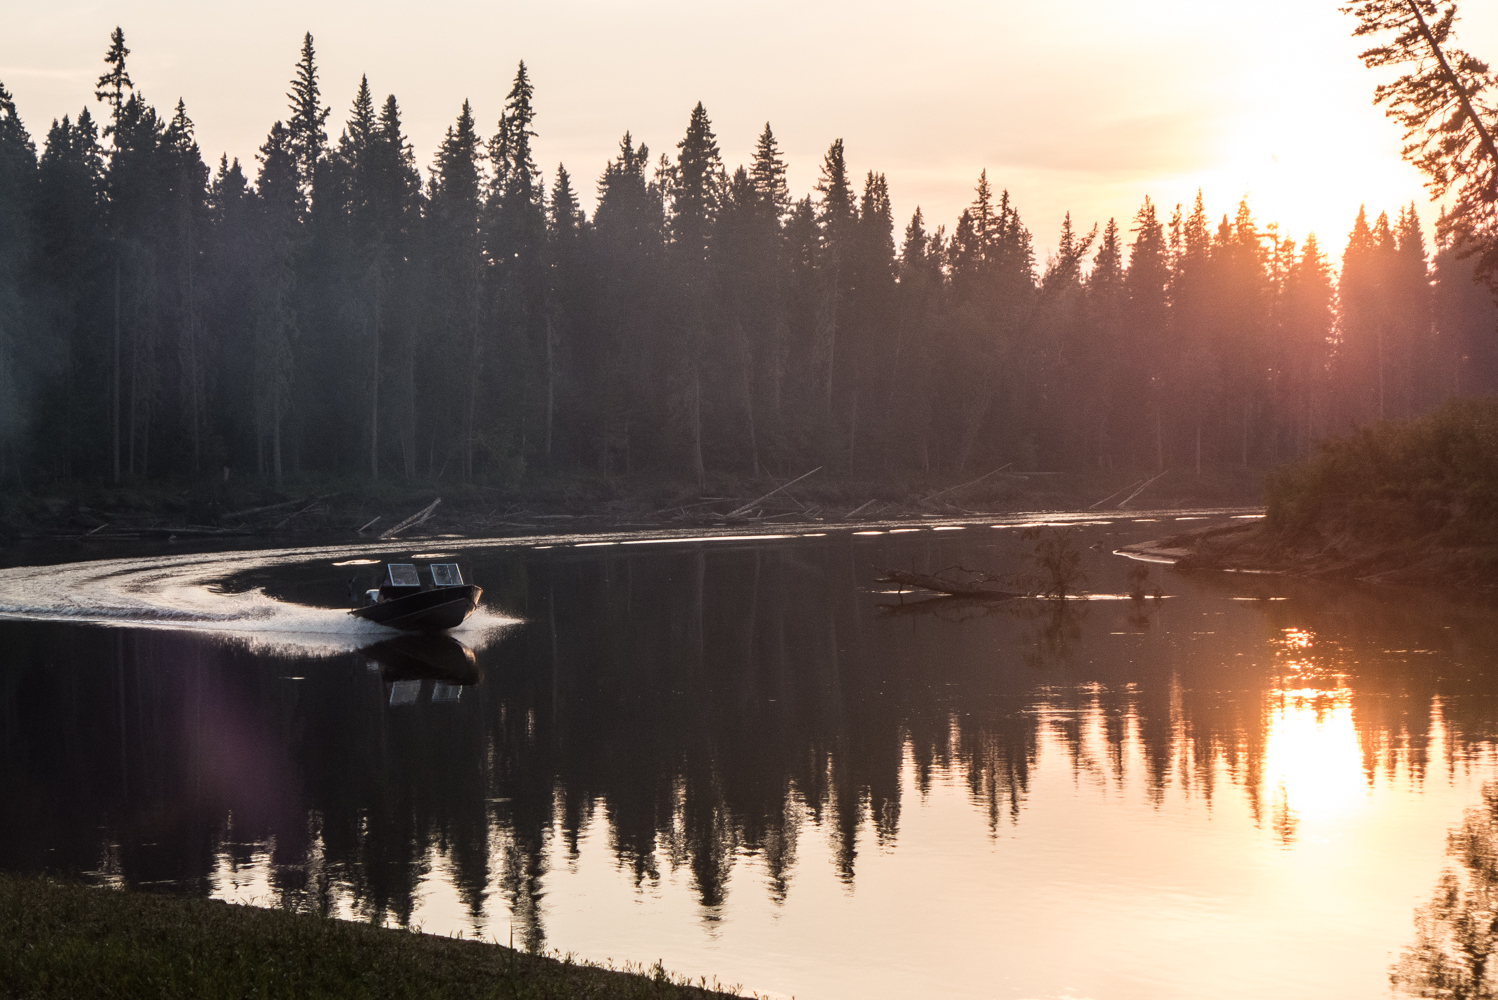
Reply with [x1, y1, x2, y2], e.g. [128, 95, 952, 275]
[876, 568, 1022, 600]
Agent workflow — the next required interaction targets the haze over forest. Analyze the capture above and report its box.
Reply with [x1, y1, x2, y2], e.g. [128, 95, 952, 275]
[0, 30, 1495, 489]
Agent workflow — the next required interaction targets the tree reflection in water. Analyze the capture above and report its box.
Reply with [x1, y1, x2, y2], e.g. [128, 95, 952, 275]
[4, 535, 1498, 956]
[1395, 784, 1498, 999]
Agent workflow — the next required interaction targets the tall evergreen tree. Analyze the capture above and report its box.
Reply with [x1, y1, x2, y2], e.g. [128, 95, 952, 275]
[285, 32, 330, 211]
[254, 122, 299, 483]
[667, 102, 722, 486]
[0, 83, 36, 479]
[93, 27, 133, 130]
[427, 100, 485, 480]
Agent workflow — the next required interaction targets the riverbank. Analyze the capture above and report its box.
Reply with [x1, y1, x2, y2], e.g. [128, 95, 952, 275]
[0, 872, 745, 1000]
[0, 466, 1263, 545]
[1119, 399, 1498, 588]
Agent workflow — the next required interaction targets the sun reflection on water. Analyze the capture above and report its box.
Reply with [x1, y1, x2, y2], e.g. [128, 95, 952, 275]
[1261, 626, 1366, 835]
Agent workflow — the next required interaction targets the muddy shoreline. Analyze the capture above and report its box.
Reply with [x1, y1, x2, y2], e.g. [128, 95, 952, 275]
[1118, 518, 1498, 589]
[0, 468, 1264, 548]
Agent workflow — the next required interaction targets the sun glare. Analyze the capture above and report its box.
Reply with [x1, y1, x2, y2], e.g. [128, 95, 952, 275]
[1200, 63, 1432, 252]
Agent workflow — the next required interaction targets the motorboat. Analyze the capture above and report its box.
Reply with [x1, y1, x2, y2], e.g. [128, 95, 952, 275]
[350, 562, 481, 632]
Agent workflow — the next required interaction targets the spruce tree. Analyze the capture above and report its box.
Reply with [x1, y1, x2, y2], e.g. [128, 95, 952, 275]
[254, 121, 299, 484]
[285, 32, 330, 211]
[94, 27, 133, 133]
[812, 139, 855, 430]
[1279, 233, 1334, 454]
[0, 83, 35, 480]
[667, 102, 722, 486]
[429, 100, 484, 479]
[750, 122, 791, 222]
[1126, 196, 1170, 469]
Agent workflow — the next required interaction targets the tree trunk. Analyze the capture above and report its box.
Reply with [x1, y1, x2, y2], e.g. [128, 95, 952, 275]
[370, 280, 380, 481]
[545, 311, 555, 461]
[185, 221, 201, 473]
[1241, 400, 1249, 468]
[734, 317, 761, 478]
[1155, 407, 1164, 472]
[691, 361, 705, 489]
[113, 257, 121, 485]
[272, 394, 283, 487]
[463, 258, 481, 481]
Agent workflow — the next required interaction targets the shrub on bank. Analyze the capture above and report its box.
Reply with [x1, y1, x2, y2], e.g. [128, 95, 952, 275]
[1265, 398, 1498, 544]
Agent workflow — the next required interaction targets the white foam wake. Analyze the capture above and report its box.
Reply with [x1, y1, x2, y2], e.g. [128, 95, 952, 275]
[0, 543, 516, 656]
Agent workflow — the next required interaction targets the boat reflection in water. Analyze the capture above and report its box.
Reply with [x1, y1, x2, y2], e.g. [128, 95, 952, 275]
[359, 634, 482, 707]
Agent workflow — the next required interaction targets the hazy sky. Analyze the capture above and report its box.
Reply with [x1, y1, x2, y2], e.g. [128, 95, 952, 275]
[5, 1, 1497, 264]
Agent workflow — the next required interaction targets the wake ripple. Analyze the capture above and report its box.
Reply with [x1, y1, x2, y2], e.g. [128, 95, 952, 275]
[0, 543, 515, 656]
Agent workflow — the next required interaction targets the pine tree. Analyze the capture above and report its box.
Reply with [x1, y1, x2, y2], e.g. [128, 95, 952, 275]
[544, 163, 585, 460]
[254, 121, 299, 484]
[0, 83, 35, 480]
[285, 33, 330, 211]
[489, 62, 540, 207]
[667, 102, 722, 486]
[1279, 233, 1334, 454]
[32, 111, 104, 478]
[812, 138, 854, 430]
[590, 133, 664, 476]
[1338, 205, 1387, 424]
[429, 100, 485, 479]
[1127, 197, 1170, 468]
[163, 98, 210, 471]
[94, 27, 133, 133]
[750, 122, 790, 222]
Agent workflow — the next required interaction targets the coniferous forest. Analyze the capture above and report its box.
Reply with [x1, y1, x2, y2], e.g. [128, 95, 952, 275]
[1, 30, 1496, 493]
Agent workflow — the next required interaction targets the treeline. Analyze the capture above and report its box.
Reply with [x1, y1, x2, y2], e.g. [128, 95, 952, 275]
[1, 30, 1497, 490]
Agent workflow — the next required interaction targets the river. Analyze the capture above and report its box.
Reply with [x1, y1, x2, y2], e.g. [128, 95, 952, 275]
[1, 510, 1495, 999]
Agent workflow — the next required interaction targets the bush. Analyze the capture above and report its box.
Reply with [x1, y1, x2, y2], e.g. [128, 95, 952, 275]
[1265, 398, 1498, 544]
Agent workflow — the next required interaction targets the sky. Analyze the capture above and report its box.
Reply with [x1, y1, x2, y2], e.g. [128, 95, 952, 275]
[4, 0, 1497, 266]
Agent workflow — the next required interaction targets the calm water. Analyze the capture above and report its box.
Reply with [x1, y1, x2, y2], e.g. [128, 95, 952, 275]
[3, 512, 1498, 999]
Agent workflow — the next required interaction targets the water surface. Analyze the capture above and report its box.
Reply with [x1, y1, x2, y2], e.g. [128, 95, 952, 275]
[2, 512, 1496, 999]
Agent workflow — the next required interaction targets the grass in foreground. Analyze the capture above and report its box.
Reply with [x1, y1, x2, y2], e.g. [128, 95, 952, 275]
[0, 873, 746, 1000]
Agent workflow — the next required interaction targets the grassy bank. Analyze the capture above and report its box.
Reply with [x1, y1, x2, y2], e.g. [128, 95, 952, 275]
[0, 873, 745, 1000]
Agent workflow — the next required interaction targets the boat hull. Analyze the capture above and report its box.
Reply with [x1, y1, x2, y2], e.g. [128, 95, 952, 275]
[349, 585, 482, 632]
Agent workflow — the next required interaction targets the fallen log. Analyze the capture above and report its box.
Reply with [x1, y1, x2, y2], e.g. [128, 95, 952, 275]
[379, 498, 442, 539]
[1118, 471, 1167, 508]
[725, 467, 822, 519]
[923, 464, 1011, 502]
[220, 495, 334, 522]
[876, 568, 1023, 600]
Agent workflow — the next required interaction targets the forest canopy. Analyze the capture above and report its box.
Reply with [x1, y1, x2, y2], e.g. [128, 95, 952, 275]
[0, 29, 1496, 491]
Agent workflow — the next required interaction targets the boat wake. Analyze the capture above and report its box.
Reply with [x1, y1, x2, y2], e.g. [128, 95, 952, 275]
[0, 544, 515, 656]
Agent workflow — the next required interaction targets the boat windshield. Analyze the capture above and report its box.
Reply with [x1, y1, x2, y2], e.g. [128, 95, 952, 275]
[386, 564, 420, 588]
[429, 563, 463, 587]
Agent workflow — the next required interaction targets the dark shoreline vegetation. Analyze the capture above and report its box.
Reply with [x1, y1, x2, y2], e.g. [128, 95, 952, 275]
[0, 873, 746, 1000]
[1122, 398, 1498, 587]
[0, 30, 1496, 507]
